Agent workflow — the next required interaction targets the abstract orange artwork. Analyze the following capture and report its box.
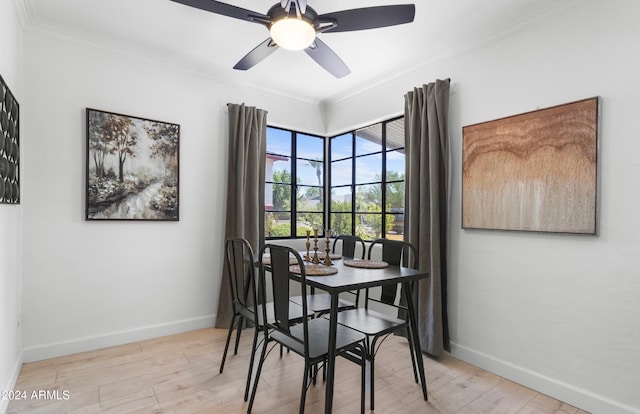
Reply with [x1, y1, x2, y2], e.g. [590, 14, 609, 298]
[462, 97, 599, 234]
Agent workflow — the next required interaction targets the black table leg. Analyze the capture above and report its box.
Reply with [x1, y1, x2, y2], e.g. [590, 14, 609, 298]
[324, 292, 339, 414]
[403, 281, 428, 400]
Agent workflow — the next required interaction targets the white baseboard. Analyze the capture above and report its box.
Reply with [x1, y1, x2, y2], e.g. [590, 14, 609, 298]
[449, 341, 639, 414]
[22, 315, 216, 363]
[1, 349, 24, 414]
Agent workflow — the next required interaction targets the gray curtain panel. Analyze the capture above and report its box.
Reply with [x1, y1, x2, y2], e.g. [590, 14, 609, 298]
[404, 79, 451, 356]
[215, 103, 267, 329]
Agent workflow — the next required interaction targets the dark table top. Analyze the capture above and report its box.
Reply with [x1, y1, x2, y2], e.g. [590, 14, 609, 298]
[299, 258, 429, 293]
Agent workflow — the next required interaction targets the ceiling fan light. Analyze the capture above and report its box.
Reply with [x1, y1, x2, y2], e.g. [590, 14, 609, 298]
[270, 18, 315, 50]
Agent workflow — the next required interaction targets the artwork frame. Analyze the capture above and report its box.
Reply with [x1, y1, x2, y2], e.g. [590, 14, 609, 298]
[462, 97, 599, 234]
[0, 74, 20, 205]
[86, 108, 179, 221]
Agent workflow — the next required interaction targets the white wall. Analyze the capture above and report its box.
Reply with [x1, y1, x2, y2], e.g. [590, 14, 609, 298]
[14, 1, 640, 413]
[20, 26, 322, 362]
[326, 1, 640, 413]
[0, 0, 23, 412]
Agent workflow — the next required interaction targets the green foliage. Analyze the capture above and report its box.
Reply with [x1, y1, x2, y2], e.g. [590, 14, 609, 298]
[267, 147, 405, 240]
[386, 171, 405, 210]
[271, 170, 292, 211]
[302, 186, 322, 202]
[356, 205, 383, 240]
[330, 212, 352, 236]
[265, 212, 291, 237]
[270, 222, 291, 237]
[296, 213, 323, 235]
[329, 198, 352, 235]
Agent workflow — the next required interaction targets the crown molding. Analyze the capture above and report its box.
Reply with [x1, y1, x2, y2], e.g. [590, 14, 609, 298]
[12, 0, 33, 27]
[17, 0, 597, 110]
[20, 6, 323, 108]
[326, 0, 597, 108]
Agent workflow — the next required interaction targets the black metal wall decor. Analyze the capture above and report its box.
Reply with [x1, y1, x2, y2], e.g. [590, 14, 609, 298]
[0, 74, 20, 205]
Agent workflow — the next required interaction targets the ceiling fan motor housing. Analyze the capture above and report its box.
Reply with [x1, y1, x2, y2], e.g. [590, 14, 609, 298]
[267, 3, 319, 29]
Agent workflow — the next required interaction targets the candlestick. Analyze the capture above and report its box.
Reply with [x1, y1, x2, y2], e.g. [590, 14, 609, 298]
[312, 229, 320, 264]
[323, 229, 332, 266]
[305, 229, 311, 262]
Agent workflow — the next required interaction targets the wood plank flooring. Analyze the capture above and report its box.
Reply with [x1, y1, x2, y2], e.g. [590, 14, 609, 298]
[7, 328, 589, 414]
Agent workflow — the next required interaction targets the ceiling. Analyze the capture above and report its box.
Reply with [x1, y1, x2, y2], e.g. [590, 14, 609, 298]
[22, 0, 591, 104]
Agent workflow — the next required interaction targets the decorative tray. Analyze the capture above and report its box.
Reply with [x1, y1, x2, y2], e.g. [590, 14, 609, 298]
[343, 259, 389, 269]
[289, 264, 338, 276]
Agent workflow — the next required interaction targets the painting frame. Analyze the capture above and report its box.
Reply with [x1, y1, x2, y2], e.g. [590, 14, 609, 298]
[462, 97, 599, 235]
[86, 108, 180, 221]
[0, 74, 20, 205]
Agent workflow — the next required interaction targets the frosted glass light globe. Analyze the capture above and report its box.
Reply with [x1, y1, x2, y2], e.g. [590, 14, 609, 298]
[270, 18, 315, 50]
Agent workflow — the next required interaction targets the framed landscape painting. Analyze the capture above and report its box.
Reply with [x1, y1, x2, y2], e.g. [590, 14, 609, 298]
[462, 97, 598, 234]
[86, 108, 179, 220]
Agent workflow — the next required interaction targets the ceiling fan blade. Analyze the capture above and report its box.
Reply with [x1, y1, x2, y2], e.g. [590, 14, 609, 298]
[305, 38, 350, 78]
[319, 4, 415, 33]
[170, 0, 269, 23]
[233, 38, 279, 71]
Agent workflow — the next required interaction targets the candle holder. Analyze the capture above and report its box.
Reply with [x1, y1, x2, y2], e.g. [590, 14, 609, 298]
[305, 229, 311, 262]
[323, 229, 332, 266]
[312, 228, 320, 264]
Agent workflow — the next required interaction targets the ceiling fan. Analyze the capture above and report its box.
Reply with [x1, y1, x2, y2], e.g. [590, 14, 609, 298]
[170, 0, 415, 78]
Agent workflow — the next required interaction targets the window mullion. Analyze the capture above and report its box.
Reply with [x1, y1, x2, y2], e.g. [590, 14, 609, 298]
[381, 121, 387, 238]
[351, 132, 357, 236]
[325, 136, 330, 235]
[291, 131, 297, 239]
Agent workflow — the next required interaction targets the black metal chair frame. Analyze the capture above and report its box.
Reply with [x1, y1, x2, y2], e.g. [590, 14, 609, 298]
[220, 237, 310, 402]
[332, 234, 366, 259]
[248, 244, 367, 414]
[219, 237, 261, 402]
[335, 238, 421, 410]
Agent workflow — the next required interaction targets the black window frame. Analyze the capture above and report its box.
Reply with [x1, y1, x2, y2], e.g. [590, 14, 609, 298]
[265, 126, 326, 239]
[328, 116, 405, 241]
[264, 116, 404, 241]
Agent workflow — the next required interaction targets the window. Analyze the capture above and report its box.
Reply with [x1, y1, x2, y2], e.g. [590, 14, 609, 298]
[265, 127, 325, 238]
[264, 118, 404, 241]
[330, 117, 405, 240]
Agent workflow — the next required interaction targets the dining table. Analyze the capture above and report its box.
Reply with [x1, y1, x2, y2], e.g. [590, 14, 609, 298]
[300, 257, 430, 414]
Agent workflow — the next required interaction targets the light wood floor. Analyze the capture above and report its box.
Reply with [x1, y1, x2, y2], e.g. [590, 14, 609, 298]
[8, 328, 588, 414]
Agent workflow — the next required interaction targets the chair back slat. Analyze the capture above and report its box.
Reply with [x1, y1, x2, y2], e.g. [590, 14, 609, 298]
[225, 237, 257, 314]
[368, 239, 417, 306]
[332, 235, 366, 259]
[269, 247, 293, 331]
[259, 244, 309, 356]
[381, 241, 404, 267]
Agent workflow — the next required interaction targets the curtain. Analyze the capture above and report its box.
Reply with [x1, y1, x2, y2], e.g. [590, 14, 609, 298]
[404, 79, 451, 356]
[215, 103, 267, 329]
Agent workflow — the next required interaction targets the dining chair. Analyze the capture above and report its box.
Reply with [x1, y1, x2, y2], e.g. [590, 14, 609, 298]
[332, 234, 366, 259]
[335, 238, 421, 410]
[288, 234, 361, 315]
[248, 244, 367, 414]
[220, 237, 310, 402]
